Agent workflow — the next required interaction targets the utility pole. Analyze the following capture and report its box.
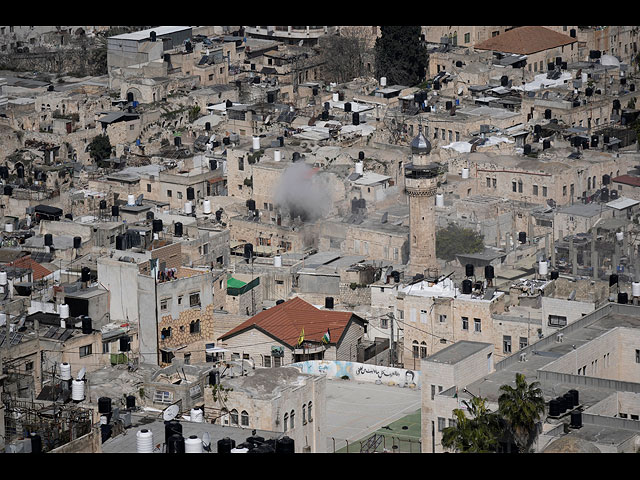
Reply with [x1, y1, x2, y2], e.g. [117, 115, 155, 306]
[388, 313, 394, 367]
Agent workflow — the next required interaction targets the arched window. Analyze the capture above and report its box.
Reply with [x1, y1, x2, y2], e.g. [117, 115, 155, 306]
[302, 404, 307, 424]
[308, 402, 313, 422]
[230, 409, 238, 426]
[290, 410, 295, 429]
[412, 341, 419, 358]
[588, 177, 591, 190]
[241, 410, 249, 427]
[420, 341, 428, 359]
[221, 408, 229, 426]
[283, 413, 289, 432]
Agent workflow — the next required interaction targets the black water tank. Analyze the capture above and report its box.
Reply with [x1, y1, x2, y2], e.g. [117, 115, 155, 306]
[485, 265, 495, 280]
[244, 243, 254, 259]
[81, 266, 91, 283]
[186, 187, 195, 200]
[556, 396, 567, 414]
[115, 235, 126, 251]
[150, 31, 156, 42]
[167, 434, 185, 453]
[278, 136, 284, 147]
[465, 264, 474, 277]
[111, 205, 119, 217]
[246, 435, 266, 447]
[73, 236, 82, 249]
[275, 436, 295, 454]
[321, 110, 328, 121]
[98, 397, 112, 414]
[568, 389, 579, 406]
[603, 174, 610, 185]
[247, 199, 256, 211]
[610, 189, 619, 200]
[570, 410, 582, 428]
[223, 137, 230, 145]
[3, 185, 12, 196]
[585, 87, 593, 97]
[276, 299, 285, 305]
[519, 231, 527, 244]
[591, 136, 599, 148]
[205, 122, 211, 131]
[152, 219, 163, 233]
[445, 101, 452, 110]
[601, 188, 609, 202]
[215, 209, 222, 222]
[209, 159, 218, 170]
[620, 78, 627, 86]
[543, 139, 550, 150]
[44, 233, 53, 246]
[325, 297, 334, 309]
[433, 80, 440, 90]
[610, 274, 619, 286]
[613, 99, 621, 110]
[174, 137, 182, 147]
[217, 437, 236, 453]
[358, 151, 365, 160]
[165, 420, 182, 445]
[500, 75, 508, 87]
[16, 164, 24, 178]
[548, 399, 560, 416]
[618, 292, 628, 304]
[82, 316, 92, 334]
[292, 152, 300, 162]
[534, 124, 542, 134]
[561, 61, 568, 70]
[126, 395, 136, 409]
[120, 336, 130, 352]
[544, 109, 552, 119]
[630, 83, 636, 92]
[462, 279, 473, 295]
[344, 102, 352, 113]
[174, 222, 183, 237]
[352, 112, 360, 126]
[146, 211, 154, 221]
[0, 166, 8, 179]
[550, 271, 559, 280]
[30, 433, 42, 454]
[589, 50, 601, 59]
[547, 62, 555, 72]
[209, 370, 218, 386]
[392, 271, 400, 283]
[563, 392, 575, 409]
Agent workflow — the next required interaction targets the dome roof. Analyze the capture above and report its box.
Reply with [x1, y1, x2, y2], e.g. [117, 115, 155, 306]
[411, 126, 431, 154]
[600, 54, 620, 67]
[542, 435, 601, 453]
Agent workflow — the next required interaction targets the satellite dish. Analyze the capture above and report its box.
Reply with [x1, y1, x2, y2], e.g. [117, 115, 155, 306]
[76, 367, 86, 380]
[298, 39, 304, 47]
[163, 404, 179, 421]
[136, 194, 144, 206]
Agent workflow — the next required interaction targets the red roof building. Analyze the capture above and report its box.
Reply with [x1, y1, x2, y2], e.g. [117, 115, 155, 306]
[9, 255, 53, 281]
[218, 297, 366, 365]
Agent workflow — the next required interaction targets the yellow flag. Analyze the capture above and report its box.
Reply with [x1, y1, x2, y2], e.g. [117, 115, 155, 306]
[297, 327, 305, 346]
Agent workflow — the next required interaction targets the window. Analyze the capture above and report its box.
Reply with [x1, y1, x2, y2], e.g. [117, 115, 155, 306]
[449, 418, 457, 428]
[474, 318, 482, 332]
[549, 315, 568, 327]
[177, 191, 183, 200]
[420, 342, 427, 359]
[25, 361, 33, 372]
[161, 327, 172, 339]
[636, 349, 640, 363]
[420, 309, 427, 324]
[79, 345, 92, 357]
[381, 316, 388, 329]
[190, 292, 201, 307]
[431, 384, 436, 401]
[503, 335, 512, 354]
[438, 417, 446, 432]
[230, 409, 239, 426]
[274, 356, 282, 367]
[308, 402, 313, 422]
[542, 186, 548, 197]
[103, 341, 110, 354]
[302, 404, 307, 424]
[519, 337, 528, 349]
[264, 355, 272, 367]
[241, 411, 249, 427]
[147, 184, 151, 192]
[290, 410, 295, 429]
[462, 317, 469, 330]
[177, 295, 183, 305]
[518, 180, 523, 193]
[533, 184, 539, 196]
[167, 190, 172, 197]
[412, 341, 419, 358]
[153, 390, 173, 404]
[563, 185, 567, 196]
[439, 314, 447, 323]
[464, 32, 470, 44]
[512, 181, 517, 192]
[283, 413, 289, 432]
[493, 178, 497, 188]
[190, 319, 200, 334]
[487, 177, 491, 187]
[160, 298, 169, 311]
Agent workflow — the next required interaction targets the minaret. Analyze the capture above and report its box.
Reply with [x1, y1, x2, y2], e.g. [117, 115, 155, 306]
[405, 125, 445, 277]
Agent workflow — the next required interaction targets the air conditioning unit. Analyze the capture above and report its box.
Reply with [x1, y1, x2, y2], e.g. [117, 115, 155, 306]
[519, 352, 527, 362]
[556, 333, 564, 343]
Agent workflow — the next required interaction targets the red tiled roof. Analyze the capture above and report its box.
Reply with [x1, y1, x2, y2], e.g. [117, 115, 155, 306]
[9, 255, 53, 281]
[613, 175, 640, 187]
[475, 26, 576, 55]
[218, 296, 356, 347]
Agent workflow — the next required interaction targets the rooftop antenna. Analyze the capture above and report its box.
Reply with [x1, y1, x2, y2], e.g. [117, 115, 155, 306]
[202, 431, 211, 452]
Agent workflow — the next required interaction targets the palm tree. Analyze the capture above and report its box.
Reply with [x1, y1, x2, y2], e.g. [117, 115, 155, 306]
[441, 396, 500, 453]
[498, 373, 546, 452]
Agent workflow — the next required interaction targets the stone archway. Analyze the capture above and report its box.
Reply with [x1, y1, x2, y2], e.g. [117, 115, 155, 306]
[125, 87, 143, 103]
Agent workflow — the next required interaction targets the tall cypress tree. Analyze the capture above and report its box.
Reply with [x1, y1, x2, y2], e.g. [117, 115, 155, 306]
[374, 26, 428, 87]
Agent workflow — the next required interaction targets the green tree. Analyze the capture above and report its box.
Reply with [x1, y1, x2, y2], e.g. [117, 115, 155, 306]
[441, 396, 501, 453]
[88, 134, 112, 161]
[436, 224, 485, 262]
[374, 26, 428, 87]
[498, 373, 546, 453]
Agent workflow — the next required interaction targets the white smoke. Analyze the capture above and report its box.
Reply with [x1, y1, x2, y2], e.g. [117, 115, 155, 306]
[274, 162, 332, 222]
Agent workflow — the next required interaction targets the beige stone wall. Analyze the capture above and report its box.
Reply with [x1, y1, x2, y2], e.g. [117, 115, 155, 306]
[159, 303, 215, 365]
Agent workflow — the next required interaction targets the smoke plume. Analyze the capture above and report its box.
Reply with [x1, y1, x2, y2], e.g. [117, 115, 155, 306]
[274, 162, 332, 222]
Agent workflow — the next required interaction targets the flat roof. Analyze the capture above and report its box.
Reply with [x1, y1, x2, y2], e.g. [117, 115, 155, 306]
[427, 341, 492, 365]
[109, 26, 191, 41]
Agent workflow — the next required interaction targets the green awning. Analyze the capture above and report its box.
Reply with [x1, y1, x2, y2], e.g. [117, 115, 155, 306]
[227, 277, 247, 289]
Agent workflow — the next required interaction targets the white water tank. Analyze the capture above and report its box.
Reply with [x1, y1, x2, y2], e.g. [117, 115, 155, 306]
[380, 77, 387, 87]
[71, 380, 85, 401]
[59, 304, 69, 319]
[274, 255, 282, 268]
[127, 194, 136, 206]
[185, 201, 193, 215]
[203, 200, 212, 215]
[0, 271, 7, 285]
[539, 261, 548, 276]
[231, 447, 249, 453]
[190, 407, 204, 423]
[274, 150, 281, 162]
[252, 136, 260, 151]
[616, 231, 624, 242]
[332, 93, 339, 102]
[633, 282, 640, 297]
[435, 194, 444, 207]
[355, 162, 364, 175]
[4, 222, 13, 232]
[136, 429, 154, 453]
[60, 362, 71, 380]
[185, 435, 203, 453]
[461, 168, 470, 179]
